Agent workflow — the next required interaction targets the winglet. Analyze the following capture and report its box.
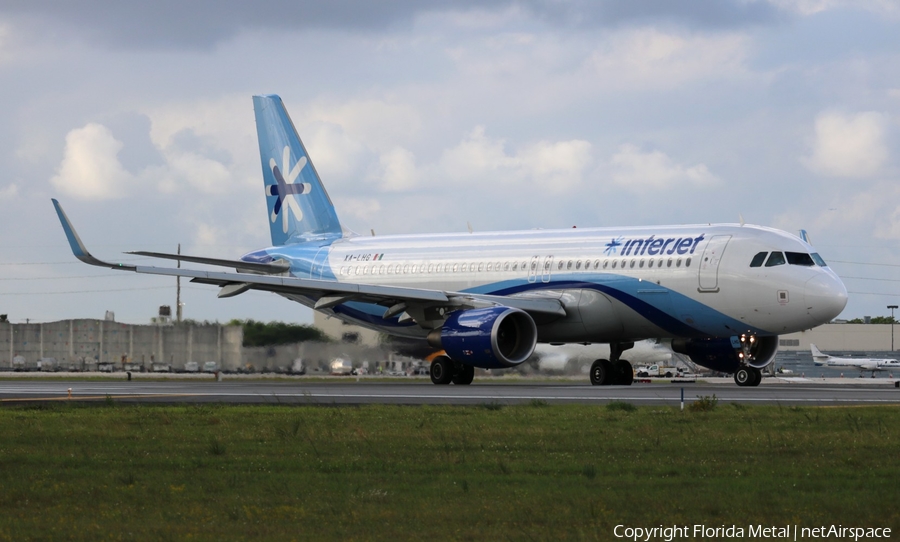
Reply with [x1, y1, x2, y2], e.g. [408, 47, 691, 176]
[51, 199, 135, 270]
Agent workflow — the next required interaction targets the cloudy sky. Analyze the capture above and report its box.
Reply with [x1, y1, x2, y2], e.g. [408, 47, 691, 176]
[1, 0, 899, 326]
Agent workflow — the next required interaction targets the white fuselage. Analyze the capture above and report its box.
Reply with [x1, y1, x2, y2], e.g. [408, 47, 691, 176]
[264, 222, 847, 344]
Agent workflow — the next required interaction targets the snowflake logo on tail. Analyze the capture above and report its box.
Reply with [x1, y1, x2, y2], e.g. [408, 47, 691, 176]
[266, 145, 312, 233]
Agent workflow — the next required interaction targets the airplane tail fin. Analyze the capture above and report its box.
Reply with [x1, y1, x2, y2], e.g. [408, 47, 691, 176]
[810, 343, 828, 362]
[253, 95, 343, 246]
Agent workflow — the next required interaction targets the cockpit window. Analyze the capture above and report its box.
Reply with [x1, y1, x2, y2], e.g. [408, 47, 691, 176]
[765, 251, 786, 267]
[749, 252, 767, 267]
[810, 253, 827, 267]
[786, 252, 815, 266]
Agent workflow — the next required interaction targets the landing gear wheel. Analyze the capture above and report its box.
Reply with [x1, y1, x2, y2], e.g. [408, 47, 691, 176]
[430, 356, 454, 385]
[613, 359, 634, 386]
[749, 367, 762, 387]
[590, 359, 612, 386]
[734, 367, 757, 387]
[452, 364, 475, 385]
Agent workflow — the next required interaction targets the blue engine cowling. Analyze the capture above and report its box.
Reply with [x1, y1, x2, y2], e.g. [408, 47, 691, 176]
[427, 307, 538, 369]
[671, 335, 778, 373]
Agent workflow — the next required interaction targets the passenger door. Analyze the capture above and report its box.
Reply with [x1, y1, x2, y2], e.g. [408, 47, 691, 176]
[698, 235, 731, 292]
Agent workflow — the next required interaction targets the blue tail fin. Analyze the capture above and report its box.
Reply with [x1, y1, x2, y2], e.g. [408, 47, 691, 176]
[253, 95, 342, 246]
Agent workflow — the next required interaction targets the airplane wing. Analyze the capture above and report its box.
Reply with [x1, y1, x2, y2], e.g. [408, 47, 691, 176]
[52, 199, 565, 321]
[126, 251, 291, 274]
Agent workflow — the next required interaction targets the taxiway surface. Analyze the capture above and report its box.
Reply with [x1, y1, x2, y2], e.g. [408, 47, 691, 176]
[1, 378, 899, 406]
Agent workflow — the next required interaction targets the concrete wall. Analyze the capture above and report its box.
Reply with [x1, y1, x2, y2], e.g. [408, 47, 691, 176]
[0, 320, 243, 370]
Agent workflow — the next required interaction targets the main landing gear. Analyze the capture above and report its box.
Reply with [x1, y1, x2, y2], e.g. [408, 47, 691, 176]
[430, 355, 474, 385]
[589, 342, 635, 386]
[733, 366, 762, 387]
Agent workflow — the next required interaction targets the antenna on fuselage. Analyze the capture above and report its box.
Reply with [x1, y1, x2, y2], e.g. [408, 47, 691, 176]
[739, 213, 745, 226]
[467, 221, 473, 234]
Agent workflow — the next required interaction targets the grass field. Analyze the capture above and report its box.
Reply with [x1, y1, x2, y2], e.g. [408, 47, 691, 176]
[1, 401, 898, 541]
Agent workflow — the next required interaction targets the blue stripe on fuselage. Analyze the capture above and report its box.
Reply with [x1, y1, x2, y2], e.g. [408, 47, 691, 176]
[324, 273, 767, 339]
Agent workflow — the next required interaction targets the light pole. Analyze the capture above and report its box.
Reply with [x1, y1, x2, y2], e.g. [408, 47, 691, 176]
[889, 305, 898, 351]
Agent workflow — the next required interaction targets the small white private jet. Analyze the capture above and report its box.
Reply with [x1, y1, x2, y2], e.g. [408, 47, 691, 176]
[810, 344, 900, 377]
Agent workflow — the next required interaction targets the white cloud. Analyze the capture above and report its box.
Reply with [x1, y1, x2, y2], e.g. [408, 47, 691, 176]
[584, 28, 751, 90]
[374, 147, 419, 191]
[161, 152, 232, 194]
[0, 183, 18, 200]
[609, 144, 719, 190]
[302, 122, 369, 185]
[301, 99, 422, 152]
[802, 111, 888, 178]
[440, 126, 515, 181]
[336, 197, 383, 228]
[520, 139, 592, 192]
[767, 0, 900, 17]
[438, 126, 592, 192]
[50, 123, 135, 200]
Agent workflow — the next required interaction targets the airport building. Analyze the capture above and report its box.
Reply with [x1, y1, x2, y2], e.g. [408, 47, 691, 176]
[777, 323, 897, 353]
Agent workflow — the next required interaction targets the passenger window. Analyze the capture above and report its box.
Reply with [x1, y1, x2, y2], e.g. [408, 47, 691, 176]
[667, 259, 672, 268]
[629, 260, 635, 269]
[658, 259, 663, 268]
[512, 262, 518, 271]
[558, 261, 564, 270]
[452, 264, 458, 272]
[567, 260, 573, 270]
[603, 261, 609, 269]
[749, 252, 767, 267]
[676, 258, 681, 267]
[648, 260, 654, 268]
[478, 263, 484, 272]
[504, 262, 510, 271]
[495, 262, 500, 270]
[765, 252, 786, 267]
[685, 257, 691, 267]
[576, 260, 582, 270]
[612, 261, 617, 269]
[786, 252, 815, 266]
[486, 263, 492, 271]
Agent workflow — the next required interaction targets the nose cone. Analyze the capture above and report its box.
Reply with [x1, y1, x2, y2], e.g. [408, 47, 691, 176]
[804, 273, 848, 325]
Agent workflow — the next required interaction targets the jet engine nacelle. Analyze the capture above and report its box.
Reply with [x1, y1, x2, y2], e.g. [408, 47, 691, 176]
[671, 335, 778, 373]
[428, 307, 537, 369]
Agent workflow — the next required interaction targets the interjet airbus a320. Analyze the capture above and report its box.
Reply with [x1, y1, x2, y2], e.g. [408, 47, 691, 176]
[52, 95, 848, 387]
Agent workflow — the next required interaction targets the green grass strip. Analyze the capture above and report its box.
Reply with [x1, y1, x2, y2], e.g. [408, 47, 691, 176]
[0, 402, 898, 541]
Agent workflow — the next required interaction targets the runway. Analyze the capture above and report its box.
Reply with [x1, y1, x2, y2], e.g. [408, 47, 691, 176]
[1, 377, 900, 406]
